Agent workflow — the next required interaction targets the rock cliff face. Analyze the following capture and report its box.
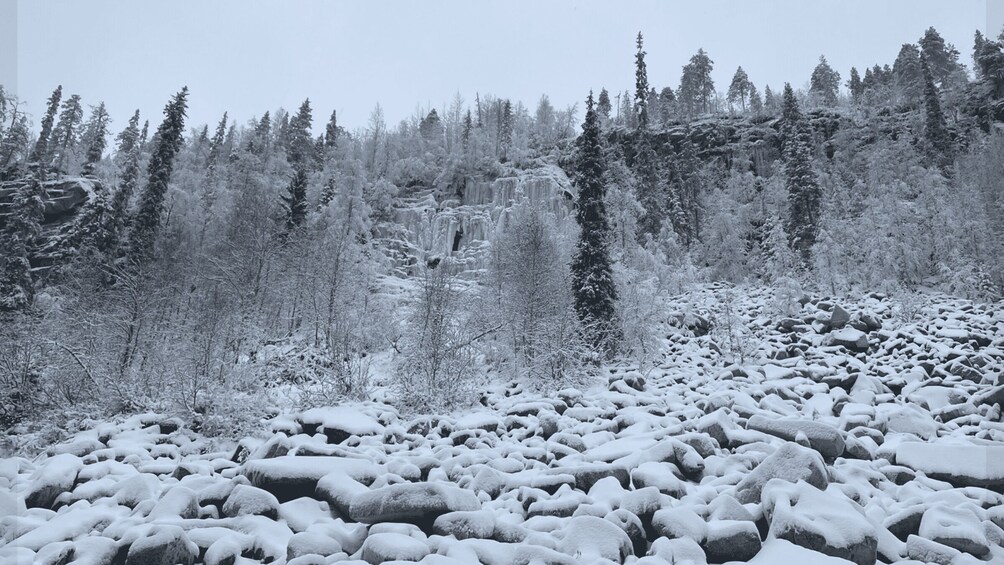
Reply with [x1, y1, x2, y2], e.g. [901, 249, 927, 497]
[382, 163, 576, 270]
[607, 109, 849, 172]
[0, 176, 99, 226]
[0, 176, 100, 269]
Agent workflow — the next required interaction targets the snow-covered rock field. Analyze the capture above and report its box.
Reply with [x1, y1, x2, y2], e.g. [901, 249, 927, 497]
[3, 287, 1004, 564]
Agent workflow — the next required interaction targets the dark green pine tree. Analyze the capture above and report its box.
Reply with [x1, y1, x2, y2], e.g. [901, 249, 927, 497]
[287, 99, 314, 170]
[127, 87, 189, 262]
[319, 177, 337, 209]
[249, 111, 271, 156]
[81, 102, 111, 176]
[634, 32, 650, 130]
[103, 138, 142, 255]
[50, 94, 84, 171]
[809, 56, 840, 107]
[633, 134, 663, 240]
[206, 112, 228, 169]
[461, 110, 473, 149]
[671, 129, 701, 246]
[282, 169, 309, 230]
[499, 100, 514, 161]
[780, 84, 821, 264]
[847, 67, 864, 104]
[72, 181, 116, 258]
[921, 57, 952, 170]
[29, 85, 62, 166]
[597, 88, 612, 121]
[325, 109, 341, 149]
[571, 92, 618, 351]
[0, 173, 44, 311]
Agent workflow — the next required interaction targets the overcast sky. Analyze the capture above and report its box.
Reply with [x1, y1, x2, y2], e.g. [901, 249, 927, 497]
[7, 0, 992, 135]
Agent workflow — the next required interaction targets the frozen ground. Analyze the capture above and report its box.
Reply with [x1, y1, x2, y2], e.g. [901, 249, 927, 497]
[3, 285, 1004, 564]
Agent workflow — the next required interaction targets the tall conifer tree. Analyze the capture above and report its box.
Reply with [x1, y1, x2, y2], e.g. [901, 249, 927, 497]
[781, 84, 821, 263]
[29, 86, 62, 166]
[128, 87, 189, 262]
[571, 93, 618, 351]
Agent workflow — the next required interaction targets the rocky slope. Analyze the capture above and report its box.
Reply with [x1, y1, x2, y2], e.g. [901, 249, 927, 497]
[2, 286, 1004, 565]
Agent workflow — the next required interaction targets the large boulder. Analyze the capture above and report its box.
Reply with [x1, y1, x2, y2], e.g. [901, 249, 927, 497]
[829, 305, 851, 329]
[828, 327, 870, 352]
[895, 440, 1004, 489]
[298, 406, 383, 444]
[702, 520, 762, 563]
[765, 481, 877, 565]
[359, 532, 429, 564]
[24, 454, 83, 509]
[242, 456, 377, 502]
[125, 525, 198, 565]
[747, 415, 845, 459]
[348, 482, 480, 529]
[918, 505, 991, 557]
[222, 484, 280, 519]
[557, 515, 633, 562]
[734, 443, 828, 504]
[433, 510, 496, 540]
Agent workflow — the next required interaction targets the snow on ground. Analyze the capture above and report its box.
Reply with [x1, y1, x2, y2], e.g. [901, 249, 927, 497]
[2, 285, 1004, 564]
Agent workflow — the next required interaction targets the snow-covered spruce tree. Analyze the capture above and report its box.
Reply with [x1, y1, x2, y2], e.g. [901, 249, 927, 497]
[325, 109, 341, 149]
[780, 84, 821, 263]
[809, 56, 840, 107]
[597, 88, 612, 123]
[80, 102, 111, 176]
[127, 87, 188, 262]
[572, 92, 619, 352]
[287, 98, 314, 170]
[633, 134, 663, 239]
[763, 85, 778, 115]
[893, 44, 924, 106]
[921, 57, 953, 170]
[28, 85, 62, 168]
[499, 99, 514, 162]
[49, 94, 83, 172]
[282, 169, 309, 231]
[670, 129, 702, 246]
[0, 172, 44, 311]
[847, 68, 864, 105]
[99, 114, 143, 256]
[748, 84, 764, 115]
[0, 89, 32, 172]
[634, 32, 650, 130]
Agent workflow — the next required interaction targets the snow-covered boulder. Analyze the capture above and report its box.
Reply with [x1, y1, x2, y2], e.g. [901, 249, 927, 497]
[703, 519, 762, 563]
[557, 515, 633, 562]
[746, 415, 846, 459]
[222, 484, 280, 519]
[765, 481, 877, 565]
[298, 406, 383, 444]
[918, 505, 992, 557]
[242, 456, 377, 502]
[348, 482, 480, 528]
[285, 531, 343, 561]
[360, 532, 429, 564]
[733, 442, 829, 504]
[24, 453, 83, 509]
[895, 440, 1004, 489]
[828, 327, 870, 352]
[433, 510, 496, 540]
[125, 525, 198, 565]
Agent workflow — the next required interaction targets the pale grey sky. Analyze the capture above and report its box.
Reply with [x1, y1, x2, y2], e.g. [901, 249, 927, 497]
[5, 0, 993, 135]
